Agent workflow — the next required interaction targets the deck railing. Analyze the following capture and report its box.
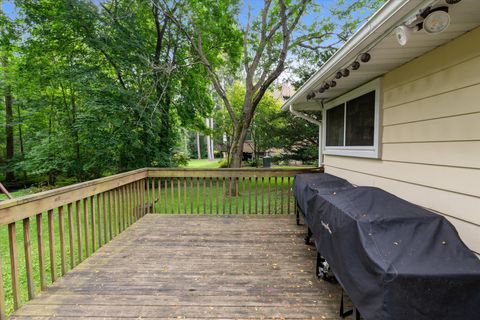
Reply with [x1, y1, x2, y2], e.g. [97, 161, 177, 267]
[0, 167, 321, 318]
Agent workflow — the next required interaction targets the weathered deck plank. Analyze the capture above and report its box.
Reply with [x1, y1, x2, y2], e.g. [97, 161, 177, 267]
[11, 214, 344, 319]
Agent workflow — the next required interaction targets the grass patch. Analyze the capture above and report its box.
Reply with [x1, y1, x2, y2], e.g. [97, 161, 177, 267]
[184, 159, 221, 168]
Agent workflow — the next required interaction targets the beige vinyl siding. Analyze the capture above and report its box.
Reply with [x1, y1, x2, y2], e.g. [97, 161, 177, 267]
[323, 26, 480, 254]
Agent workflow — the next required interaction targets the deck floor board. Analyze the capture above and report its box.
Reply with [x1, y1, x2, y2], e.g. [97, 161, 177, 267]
[11, 214, 344, 319]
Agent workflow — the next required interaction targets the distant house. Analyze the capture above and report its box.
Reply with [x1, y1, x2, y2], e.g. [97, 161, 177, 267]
[283, 0, 480, 254]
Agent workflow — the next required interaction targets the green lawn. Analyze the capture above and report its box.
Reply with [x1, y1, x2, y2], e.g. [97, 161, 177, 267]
[184, 158, 222, 168]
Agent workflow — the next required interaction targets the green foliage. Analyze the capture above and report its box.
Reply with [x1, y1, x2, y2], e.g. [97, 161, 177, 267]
[1, 0, 219, 184]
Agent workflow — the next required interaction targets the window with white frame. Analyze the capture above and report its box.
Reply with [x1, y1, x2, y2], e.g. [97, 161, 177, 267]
[322, 78, 381, 158]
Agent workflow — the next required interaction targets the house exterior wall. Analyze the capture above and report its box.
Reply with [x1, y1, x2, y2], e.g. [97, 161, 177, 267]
[323, 26, 480, 254]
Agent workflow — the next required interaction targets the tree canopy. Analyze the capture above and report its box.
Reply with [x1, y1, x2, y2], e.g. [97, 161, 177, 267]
[1, 0, 384, 186]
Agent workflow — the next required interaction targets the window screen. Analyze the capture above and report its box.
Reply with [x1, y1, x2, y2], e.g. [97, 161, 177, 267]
[345, 91, 375, 146]
[325, 104, 344, 146]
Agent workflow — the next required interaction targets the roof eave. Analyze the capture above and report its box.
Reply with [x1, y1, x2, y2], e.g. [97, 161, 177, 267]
[282, 0, 431, 111]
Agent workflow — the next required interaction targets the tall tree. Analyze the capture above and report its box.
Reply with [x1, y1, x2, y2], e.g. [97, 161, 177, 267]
[158, 0, 383, 168]
[0, 5, 16, 181]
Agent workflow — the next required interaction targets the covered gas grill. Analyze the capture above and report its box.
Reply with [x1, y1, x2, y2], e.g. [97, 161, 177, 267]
[293, 173, 480, 320]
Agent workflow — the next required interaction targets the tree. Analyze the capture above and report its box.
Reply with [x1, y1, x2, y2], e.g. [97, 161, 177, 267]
[8, 0, 217, 183]
[0, 5, 18, 182]
[157, 0, 384, 168]
[213, 81, 281, 165]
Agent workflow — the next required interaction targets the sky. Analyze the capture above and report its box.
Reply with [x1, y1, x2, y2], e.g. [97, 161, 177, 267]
[3, 0, 374, 25]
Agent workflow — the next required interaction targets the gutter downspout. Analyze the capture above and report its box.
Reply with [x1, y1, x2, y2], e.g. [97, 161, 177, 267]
[288, 105, 324, 167]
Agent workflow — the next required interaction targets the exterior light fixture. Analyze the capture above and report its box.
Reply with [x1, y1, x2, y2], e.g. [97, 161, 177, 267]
[335, 71, 343, 79]
[395, 25, 411, 46]
[360, 53, 371, 63]
[351, 61, 360, 70]
[342, 69, 350, 77]
[423, 8, 450, 34]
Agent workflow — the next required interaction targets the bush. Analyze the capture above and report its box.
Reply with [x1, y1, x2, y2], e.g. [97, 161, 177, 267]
[218, 158, 229, 168]
[172, 152, 190, 167]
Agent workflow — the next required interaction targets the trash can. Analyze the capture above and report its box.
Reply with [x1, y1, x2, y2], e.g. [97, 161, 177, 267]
[263, 156, 271, 168]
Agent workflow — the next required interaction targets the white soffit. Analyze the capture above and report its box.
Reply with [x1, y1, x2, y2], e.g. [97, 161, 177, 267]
[284, 0, 480, 111]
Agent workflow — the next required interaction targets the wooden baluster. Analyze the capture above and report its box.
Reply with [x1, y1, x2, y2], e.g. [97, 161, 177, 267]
[131, 183, 136, 222]
[195, 177, 199, 214]
[177, 178, 181, 214]
[255, 177, 258, 214]
[126, 185, 131, 227]
[248, 177, 251, 214]
[90, 196, 96, 252]
[23, 218, 35, 300]
[287, 177, 292, 215]
[261, 177, 265, 215]
[153, 178, 157, 214]
[140, 179, 147, 217]
[36, 213, 46, 290]
[164, 179, 168, 214]
[227, 177, 231, 214]
[83, 198, 90, 256]
[170, 178, 174, 214]
[158, 179, 163, 214]
[274, 177, 278, 215]
[102, 193, 107, 243]
[109, 190, 115, 238]
[216, 177, 220, 215]
[146, 178, 151, 213]
[67, 203, 75, 269]
[47, 209, 57, 282]
[121, 186, 126, 230]
[209, 178, 213, 214]
[137, 181, 142, 218]
[117, 188, 122, 231]
[113, 189, 119, 234]
[280, 177, 285, 215]
[96, 194, 102, 247]
[267, 177, 272, 214]
[58, 206, 67, 276]
[184, 178, 187, 214]
[75, 201, 83, 263]
[190, 177, 194, 214]
[242, 177, 246, 215]
[211, 178, 215, 215]
[0, 253, 6, 320]
[8, 223, 21, 310]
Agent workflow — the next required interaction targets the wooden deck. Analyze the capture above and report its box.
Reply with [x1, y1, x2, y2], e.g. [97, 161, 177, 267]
[11, 214, 344, 319]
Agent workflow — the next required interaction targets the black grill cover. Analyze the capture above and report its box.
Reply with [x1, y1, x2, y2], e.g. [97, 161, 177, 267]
[292, 173, 354, 225]
[306, 185, 480, 320]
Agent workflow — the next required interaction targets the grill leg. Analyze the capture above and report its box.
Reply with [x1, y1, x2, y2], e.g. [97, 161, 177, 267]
[339, 290, 353, 318]
[353, 307, 361, 320]
[304, 227, 312, 245]
[295, 201, 300, 225]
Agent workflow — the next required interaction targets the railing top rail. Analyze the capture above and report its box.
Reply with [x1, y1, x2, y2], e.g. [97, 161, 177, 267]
[146, 167, 322, 178]
[0, 168, 148, 226]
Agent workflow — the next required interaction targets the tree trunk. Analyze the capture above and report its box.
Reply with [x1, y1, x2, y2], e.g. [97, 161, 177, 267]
[206, 118, 214, 161]
[4, 56, 15, 182]
[17, 105, 27, 182]
[196, 132, 201, 159]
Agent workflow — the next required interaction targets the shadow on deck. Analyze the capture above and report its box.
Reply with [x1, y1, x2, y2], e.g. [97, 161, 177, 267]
[11, 214, 343, 319]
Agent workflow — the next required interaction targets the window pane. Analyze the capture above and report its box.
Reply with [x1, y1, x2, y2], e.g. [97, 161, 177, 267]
[346, 91, 375, 146]
[326, 104, 344, 146]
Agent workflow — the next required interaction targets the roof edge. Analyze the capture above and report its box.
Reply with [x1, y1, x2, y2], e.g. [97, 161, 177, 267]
[282, 0, 432, 111]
